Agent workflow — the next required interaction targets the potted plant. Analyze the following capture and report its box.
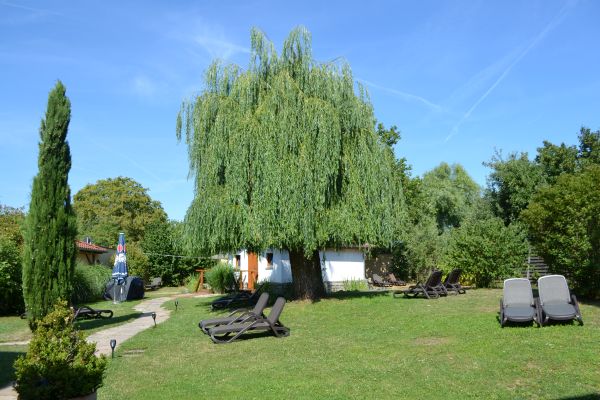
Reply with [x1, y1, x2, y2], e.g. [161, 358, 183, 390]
[14, 300, 107, 400]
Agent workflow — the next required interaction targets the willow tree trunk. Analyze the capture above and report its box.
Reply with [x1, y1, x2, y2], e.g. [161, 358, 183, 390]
[289, 249, 325, 300]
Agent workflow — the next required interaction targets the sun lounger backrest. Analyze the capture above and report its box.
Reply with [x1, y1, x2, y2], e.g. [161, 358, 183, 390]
[267, 297, 286, 324]
[372, 274, 384, 284]
[425, 270, 442, 287]
[445, 269, 462, 285]
[503, 278, 533, 306]
[251, 292, 269, 314]
[538, 275, 571, 305]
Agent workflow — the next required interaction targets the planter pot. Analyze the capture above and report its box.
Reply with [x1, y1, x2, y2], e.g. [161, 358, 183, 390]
[69, 392, 97, 400]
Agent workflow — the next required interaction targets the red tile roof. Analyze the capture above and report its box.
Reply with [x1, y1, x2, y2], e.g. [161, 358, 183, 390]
[76, 240, 110, 253]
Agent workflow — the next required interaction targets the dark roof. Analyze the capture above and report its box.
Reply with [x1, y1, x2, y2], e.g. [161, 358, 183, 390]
[76, 240, 110, 254]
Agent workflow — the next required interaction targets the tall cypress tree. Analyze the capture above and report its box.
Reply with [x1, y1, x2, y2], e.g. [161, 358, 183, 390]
[22, 81, 77, 323]
[177, 27, 404, 299]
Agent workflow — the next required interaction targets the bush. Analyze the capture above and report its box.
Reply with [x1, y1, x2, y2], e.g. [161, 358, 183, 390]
[205, 263, 235, 293]
[71, 263, 112, 304]
[444, 217, 528, 287]
[0, 236, 24, 315]
[14, 300, 107, 400]
[522, 166, 600, 297]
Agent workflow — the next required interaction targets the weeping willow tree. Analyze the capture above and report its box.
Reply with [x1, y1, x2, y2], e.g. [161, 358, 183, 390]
[177, 27, 404, 299]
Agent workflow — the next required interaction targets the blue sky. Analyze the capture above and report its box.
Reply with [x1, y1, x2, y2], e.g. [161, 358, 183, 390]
[1, 0, 599, 221]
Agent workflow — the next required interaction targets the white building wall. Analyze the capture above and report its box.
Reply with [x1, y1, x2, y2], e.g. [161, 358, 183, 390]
[230, 248, 365, 285]
[319, 249, 365, 282]
[257, 249, 292, 283]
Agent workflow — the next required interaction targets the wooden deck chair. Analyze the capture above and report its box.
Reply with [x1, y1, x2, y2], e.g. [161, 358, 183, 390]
[199, 292, 269, 334]
[499, 278, 539, 327]
[209, 297, 290, 344]
[537, 275, 583, 326]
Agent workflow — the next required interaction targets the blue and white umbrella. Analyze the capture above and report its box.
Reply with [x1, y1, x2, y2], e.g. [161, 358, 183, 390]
[111, 233, 128, 301]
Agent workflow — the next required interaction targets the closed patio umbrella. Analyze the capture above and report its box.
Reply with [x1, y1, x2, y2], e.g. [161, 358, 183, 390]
[111, 232, 129, 303]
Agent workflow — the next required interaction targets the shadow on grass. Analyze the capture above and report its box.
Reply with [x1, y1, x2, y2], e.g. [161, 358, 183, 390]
[74, 312, 141, 332]
[323, 290, 391, 301]
[554, 395, 600, 400]
[0, 348, 25, 387]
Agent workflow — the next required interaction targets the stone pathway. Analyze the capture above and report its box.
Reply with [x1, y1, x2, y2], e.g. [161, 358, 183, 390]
[0, 293, 213, 399]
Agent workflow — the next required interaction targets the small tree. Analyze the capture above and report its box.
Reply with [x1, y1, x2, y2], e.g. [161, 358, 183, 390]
[22, 81, 77, 323]
[14, 301, 106, 399]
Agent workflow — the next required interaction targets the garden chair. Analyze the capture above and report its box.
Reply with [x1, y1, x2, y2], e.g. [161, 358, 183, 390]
[211, 282, 266, 310]
[443, 269, 466, 294]
[499, 278, 539, 327]
[371, 273, 392, 288]
[387, 273, 406, 286]
[394, 270, 445, 299]
[199, 292, 269, 334]
[537, 275, 583, 326]
[73, 305, 113, 320]
[144, 277, 162, 291]
[208, 297, 290, 344]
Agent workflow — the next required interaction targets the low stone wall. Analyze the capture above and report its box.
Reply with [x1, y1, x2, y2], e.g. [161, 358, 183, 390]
[324, 280, 369, 293]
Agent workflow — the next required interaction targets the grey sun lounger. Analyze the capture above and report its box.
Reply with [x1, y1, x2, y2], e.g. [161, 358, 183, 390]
[499, 278, 539, 327]
[443, 268, 466, 294]
[208, 297, 290, 344]
[73, 305, 113, 320]
[199, 292, 269, 334]
[538, 275, 583, 326]
[394, 270, 445, 299]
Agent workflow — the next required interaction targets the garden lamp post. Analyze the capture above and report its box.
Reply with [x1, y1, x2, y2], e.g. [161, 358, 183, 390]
[175, 299, 179, 311]
[110, 339, 116, 358]
[151, 312, 156, 327]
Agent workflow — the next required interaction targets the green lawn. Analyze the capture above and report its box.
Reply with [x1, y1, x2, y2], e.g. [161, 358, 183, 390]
[0, 287, 186, 345]
[99, 289, 600, 399]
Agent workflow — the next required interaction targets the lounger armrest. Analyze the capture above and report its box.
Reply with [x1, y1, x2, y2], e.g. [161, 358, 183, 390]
[571, 294, 581, 313]
[227, 307, 251, 317]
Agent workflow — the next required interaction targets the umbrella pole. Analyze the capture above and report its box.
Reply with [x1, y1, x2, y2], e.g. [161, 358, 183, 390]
[113, 281, 117, 304]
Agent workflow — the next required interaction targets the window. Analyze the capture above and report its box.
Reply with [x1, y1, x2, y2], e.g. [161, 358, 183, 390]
[266, 253, 273, 270]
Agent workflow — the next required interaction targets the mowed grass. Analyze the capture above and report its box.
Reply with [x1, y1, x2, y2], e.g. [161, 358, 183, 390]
[99, 290, 600, 400]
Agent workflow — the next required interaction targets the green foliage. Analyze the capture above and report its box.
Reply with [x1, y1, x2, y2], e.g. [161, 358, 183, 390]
[0, 237, 24, 314]
[484, 151, 546, 225]
[177, 27, 404, 298]
[141, 220, 176, 283]
[184, 272, 199, 292]
[342, 278, 368, 291]
[444, 217, 528, 287]
[71, 263, 111, 304]
[73, 177, 167, 247]
[22, 81, 77, 323]
[0, 206, 25, 315]
[394, 217, 449, 281]
[421, 162, 481, 231]
[0, 205, 25, 247]
[522, 166, 600, 297]
[14, 300, 106, 399]
[535, 140, 578, 184]
[205, 263, 235, 294]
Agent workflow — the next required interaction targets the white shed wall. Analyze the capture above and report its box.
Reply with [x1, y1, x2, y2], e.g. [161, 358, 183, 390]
[320, 249, 365, 282]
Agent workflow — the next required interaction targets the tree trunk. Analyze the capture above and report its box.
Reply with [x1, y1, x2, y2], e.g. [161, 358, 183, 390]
[289, 249, 325, 300]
